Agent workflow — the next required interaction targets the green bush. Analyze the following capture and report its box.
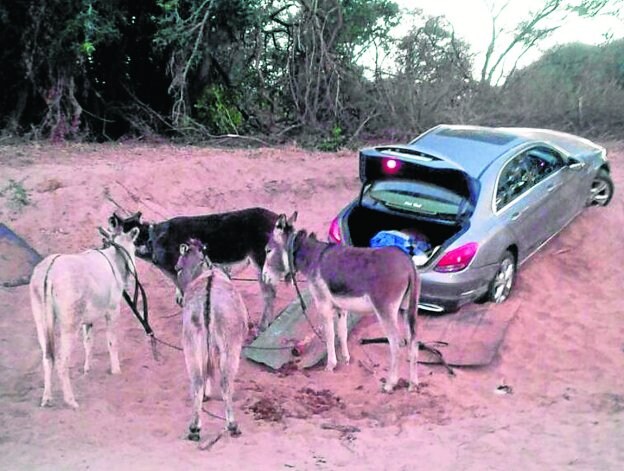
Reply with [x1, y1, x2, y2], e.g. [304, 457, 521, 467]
[194, 85, 243, 135]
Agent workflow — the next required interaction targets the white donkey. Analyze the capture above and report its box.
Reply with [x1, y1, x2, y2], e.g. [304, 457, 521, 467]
[175, 239, 248, 442]
[29, 226, 140, 408]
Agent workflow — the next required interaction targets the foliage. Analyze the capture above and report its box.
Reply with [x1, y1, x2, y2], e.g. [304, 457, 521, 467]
[1, 179, 31, 209]
[0, 0, 623, 143]
[317, 125, 345, 151]
[497, 39, 624, 133]
[194, 85, 243, 134]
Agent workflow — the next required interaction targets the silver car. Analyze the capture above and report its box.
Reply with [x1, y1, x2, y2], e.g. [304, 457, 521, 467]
[328, 125, 614, 313]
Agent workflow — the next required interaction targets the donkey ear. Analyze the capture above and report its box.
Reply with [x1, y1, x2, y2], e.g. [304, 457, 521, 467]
[275, 214, 288, 230]
[287, 211, 298, 225]
[179, 243, 189, 255]
[129, 227, 140, 242]
[109, 214, 119, 229]
[99, 226, 112, 239]
[135, 211, 142, 221]
[202, 245, 212, 268]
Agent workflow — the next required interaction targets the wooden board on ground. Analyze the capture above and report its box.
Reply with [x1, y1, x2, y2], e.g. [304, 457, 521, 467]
[0, 223, 42, 288]
[244, 290, 362, 370]
[245, 290, 519, 370]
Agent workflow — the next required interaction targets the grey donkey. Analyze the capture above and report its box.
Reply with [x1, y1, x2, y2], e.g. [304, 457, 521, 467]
[29, 226, 140, 408]
[175, 239, 248, 441]
[262, 212, 420, 392]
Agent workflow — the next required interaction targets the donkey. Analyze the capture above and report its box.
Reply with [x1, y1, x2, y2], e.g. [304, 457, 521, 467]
[109, 207, 278, 330]
[175, 239, 248, 441]
[262, 212, 420, 392]
[29, 226, 140, 408]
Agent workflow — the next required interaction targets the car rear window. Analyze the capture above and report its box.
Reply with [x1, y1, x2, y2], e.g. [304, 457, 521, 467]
[435, 128, 517, 145]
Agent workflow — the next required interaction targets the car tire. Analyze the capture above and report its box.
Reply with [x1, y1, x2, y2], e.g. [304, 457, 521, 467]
[486, 251, 516, 304]
[587, 169, 614, 207]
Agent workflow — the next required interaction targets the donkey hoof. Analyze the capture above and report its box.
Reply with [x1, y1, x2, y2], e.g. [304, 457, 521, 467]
[381, 382, 396, 394]
[227, 423, 241, 437]
[65, 399, 79, 409]
[188, 426, 201, 441]
[408, 382, 420, 393]
[111, 368, 121, 375]
[40, 398, 52, 408]
[325, 361, 337, 372]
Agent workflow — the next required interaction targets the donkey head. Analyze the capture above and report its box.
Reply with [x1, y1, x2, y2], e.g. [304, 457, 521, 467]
[108, 212, 151, 256]
[175, 239, 212, 292]
[262, 211, 298, 285]
[99, 225, 141, 257]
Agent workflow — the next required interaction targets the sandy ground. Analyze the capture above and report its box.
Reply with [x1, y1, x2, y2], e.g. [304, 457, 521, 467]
[0, 141, 623, 470]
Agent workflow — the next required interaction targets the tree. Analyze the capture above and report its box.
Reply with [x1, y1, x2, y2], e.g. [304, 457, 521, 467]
[479, 0, 623, 85]
[374, 15, 474, 135]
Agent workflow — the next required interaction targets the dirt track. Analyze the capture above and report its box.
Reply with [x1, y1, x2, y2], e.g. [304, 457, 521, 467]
[1, 142, 623, 470]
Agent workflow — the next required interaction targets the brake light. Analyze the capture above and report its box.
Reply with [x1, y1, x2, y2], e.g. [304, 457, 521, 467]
[434, 242, 478, 273]
[328, 216, 342, 243]
[382, 158, 401, 175]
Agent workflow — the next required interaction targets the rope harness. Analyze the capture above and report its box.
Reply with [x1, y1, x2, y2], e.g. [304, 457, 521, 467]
[286, 230, 325, 343]
[97, 234, 161, 358]
[96, 241, 153, 337]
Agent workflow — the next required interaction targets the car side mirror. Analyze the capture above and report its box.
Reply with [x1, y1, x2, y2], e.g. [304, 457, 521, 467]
[567, 158, 585, 171]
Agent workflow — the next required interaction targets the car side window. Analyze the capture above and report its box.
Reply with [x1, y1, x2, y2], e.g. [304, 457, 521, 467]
[524, 146, 564, 185]
[496, 153, 537, 210]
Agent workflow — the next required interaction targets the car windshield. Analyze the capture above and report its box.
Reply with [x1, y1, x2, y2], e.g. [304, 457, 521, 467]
[365, 180, 469, 220]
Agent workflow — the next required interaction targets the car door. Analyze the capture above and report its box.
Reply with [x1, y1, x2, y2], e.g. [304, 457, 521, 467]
[523, 146, 575, 239]
[494, 153, 552, 261]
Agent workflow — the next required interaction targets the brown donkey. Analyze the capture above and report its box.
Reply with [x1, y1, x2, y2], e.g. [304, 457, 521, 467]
[262, 212, 420, 392]
[175, 239, 248, 441]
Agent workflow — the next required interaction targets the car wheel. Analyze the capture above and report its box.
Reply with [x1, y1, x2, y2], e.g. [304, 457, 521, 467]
[487, 251, 516, 304]
[587, 169, 614, 207]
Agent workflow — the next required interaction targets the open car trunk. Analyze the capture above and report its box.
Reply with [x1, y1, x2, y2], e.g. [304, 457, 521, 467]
[345, 204, 467, 268]
[348, 148, 477, 267]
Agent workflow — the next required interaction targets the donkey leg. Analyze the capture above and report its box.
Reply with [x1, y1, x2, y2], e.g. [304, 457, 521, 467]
[183, 318, 207, 441]
[376, 309, 401, 393]
[220, 351, 241, 436]
[187, 372, 204, 441]
[258, 275, 276, 331]
[318, 302, 337, 372]
[404, 311, 419, 391]
[82, 324, 94, 374]
[105, 310, 121, 375]
[336, 310, 350, 365]
[41, 356, 54, 407]
[57, 328, 78, 409]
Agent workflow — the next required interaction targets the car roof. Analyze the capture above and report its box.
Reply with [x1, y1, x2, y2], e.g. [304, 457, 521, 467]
[406, 125, 575, 177]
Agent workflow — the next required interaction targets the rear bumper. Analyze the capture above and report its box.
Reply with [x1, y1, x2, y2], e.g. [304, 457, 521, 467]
[418, 264, 498, 312]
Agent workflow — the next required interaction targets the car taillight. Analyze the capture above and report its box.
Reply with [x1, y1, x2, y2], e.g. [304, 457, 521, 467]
[382, 157, 401, 175]
[328, 216, 342, 243]
[434, 242, 478, 273]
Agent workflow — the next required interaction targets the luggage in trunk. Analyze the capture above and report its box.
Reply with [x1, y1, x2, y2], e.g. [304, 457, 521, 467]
[346, 205, 465, 267]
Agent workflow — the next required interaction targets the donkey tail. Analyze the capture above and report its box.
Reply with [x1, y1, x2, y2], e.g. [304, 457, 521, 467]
[405, 264, 420, 342]
[404, 262, 420, 388]
[32, 257, 59, 365]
